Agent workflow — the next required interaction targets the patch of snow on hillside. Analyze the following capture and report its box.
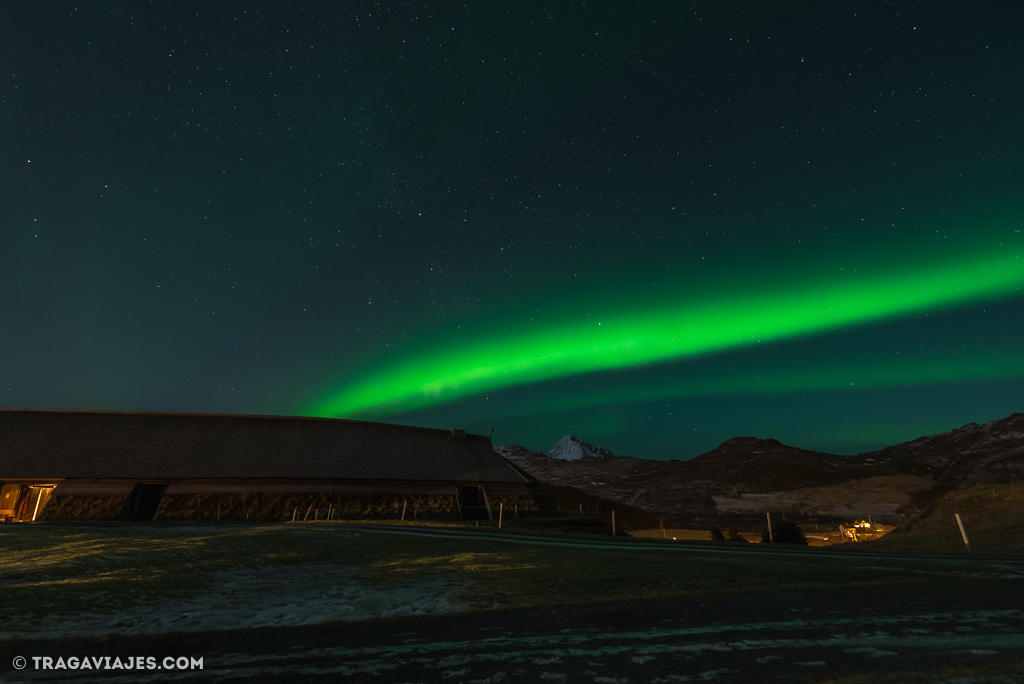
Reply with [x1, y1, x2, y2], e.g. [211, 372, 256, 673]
[493, 444, 546, 459]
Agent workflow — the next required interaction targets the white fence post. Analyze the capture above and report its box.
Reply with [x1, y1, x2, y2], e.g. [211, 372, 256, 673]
[955, 513, 971, 553]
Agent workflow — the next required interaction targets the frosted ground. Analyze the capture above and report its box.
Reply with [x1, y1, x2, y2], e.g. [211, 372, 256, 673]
[4, 523, 1024, 683]
[0, 526, 467, 640]
[4, 519, 1023, 643]
[2, 562, 465, 640]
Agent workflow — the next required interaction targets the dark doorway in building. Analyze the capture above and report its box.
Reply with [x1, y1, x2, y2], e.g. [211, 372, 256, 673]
[457, 485, 488, 520]
[121, 483, 167, 521]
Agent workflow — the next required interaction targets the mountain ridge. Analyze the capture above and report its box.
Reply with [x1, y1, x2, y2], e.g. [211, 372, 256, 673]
[496, 412, 1024, 522]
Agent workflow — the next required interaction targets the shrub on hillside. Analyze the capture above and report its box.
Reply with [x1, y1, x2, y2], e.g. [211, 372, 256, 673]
[761, 520, 808, 545]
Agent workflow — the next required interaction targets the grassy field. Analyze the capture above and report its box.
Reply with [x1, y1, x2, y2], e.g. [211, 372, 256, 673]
[630, 482, 1024, 555]
[820, 656, 1024, 683]
[2, 519, 1021, 641]
[853, 482, 1024, 555]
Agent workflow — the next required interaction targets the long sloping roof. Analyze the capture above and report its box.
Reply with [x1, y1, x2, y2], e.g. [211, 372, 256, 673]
[0, 408, 528, 483]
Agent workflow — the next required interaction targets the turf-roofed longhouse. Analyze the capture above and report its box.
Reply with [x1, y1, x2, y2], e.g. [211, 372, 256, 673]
[0, 408, 535, 522]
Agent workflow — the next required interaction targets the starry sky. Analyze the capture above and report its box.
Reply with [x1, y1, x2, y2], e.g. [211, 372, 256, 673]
[3, 2, 1022, 460]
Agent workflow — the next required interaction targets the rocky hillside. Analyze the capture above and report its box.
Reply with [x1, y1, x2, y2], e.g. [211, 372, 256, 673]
[497, 413, 1024, 523]
[862, 413, 1024, 482]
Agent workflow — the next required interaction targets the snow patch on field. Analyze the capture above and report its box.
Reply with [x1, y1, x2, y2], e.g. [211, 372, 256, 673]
[0, 564, 465, 639]
[712, 474, 937, 517]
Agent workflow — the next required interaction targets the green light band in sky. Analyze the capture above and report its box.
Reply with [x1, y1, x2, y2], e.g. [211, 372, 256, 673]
[307, 246, 1022, 418]
[483, 350, 1024, 420]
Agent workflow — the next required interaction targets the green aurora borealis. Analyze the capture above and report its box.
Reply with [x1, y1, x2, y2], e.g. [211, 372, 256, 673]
[309, 240, 1022, 419]
[4, 2, 1023, 458]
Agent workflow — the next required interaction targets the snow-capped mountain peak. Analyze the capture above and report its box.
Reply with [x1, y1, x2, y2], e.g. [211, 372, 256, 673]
[547, 435, 616, 461]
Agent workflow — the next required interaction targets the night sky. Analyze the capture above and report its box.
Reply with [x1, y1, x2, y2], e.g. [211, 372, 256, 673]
[3, 2, 1022, 460]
